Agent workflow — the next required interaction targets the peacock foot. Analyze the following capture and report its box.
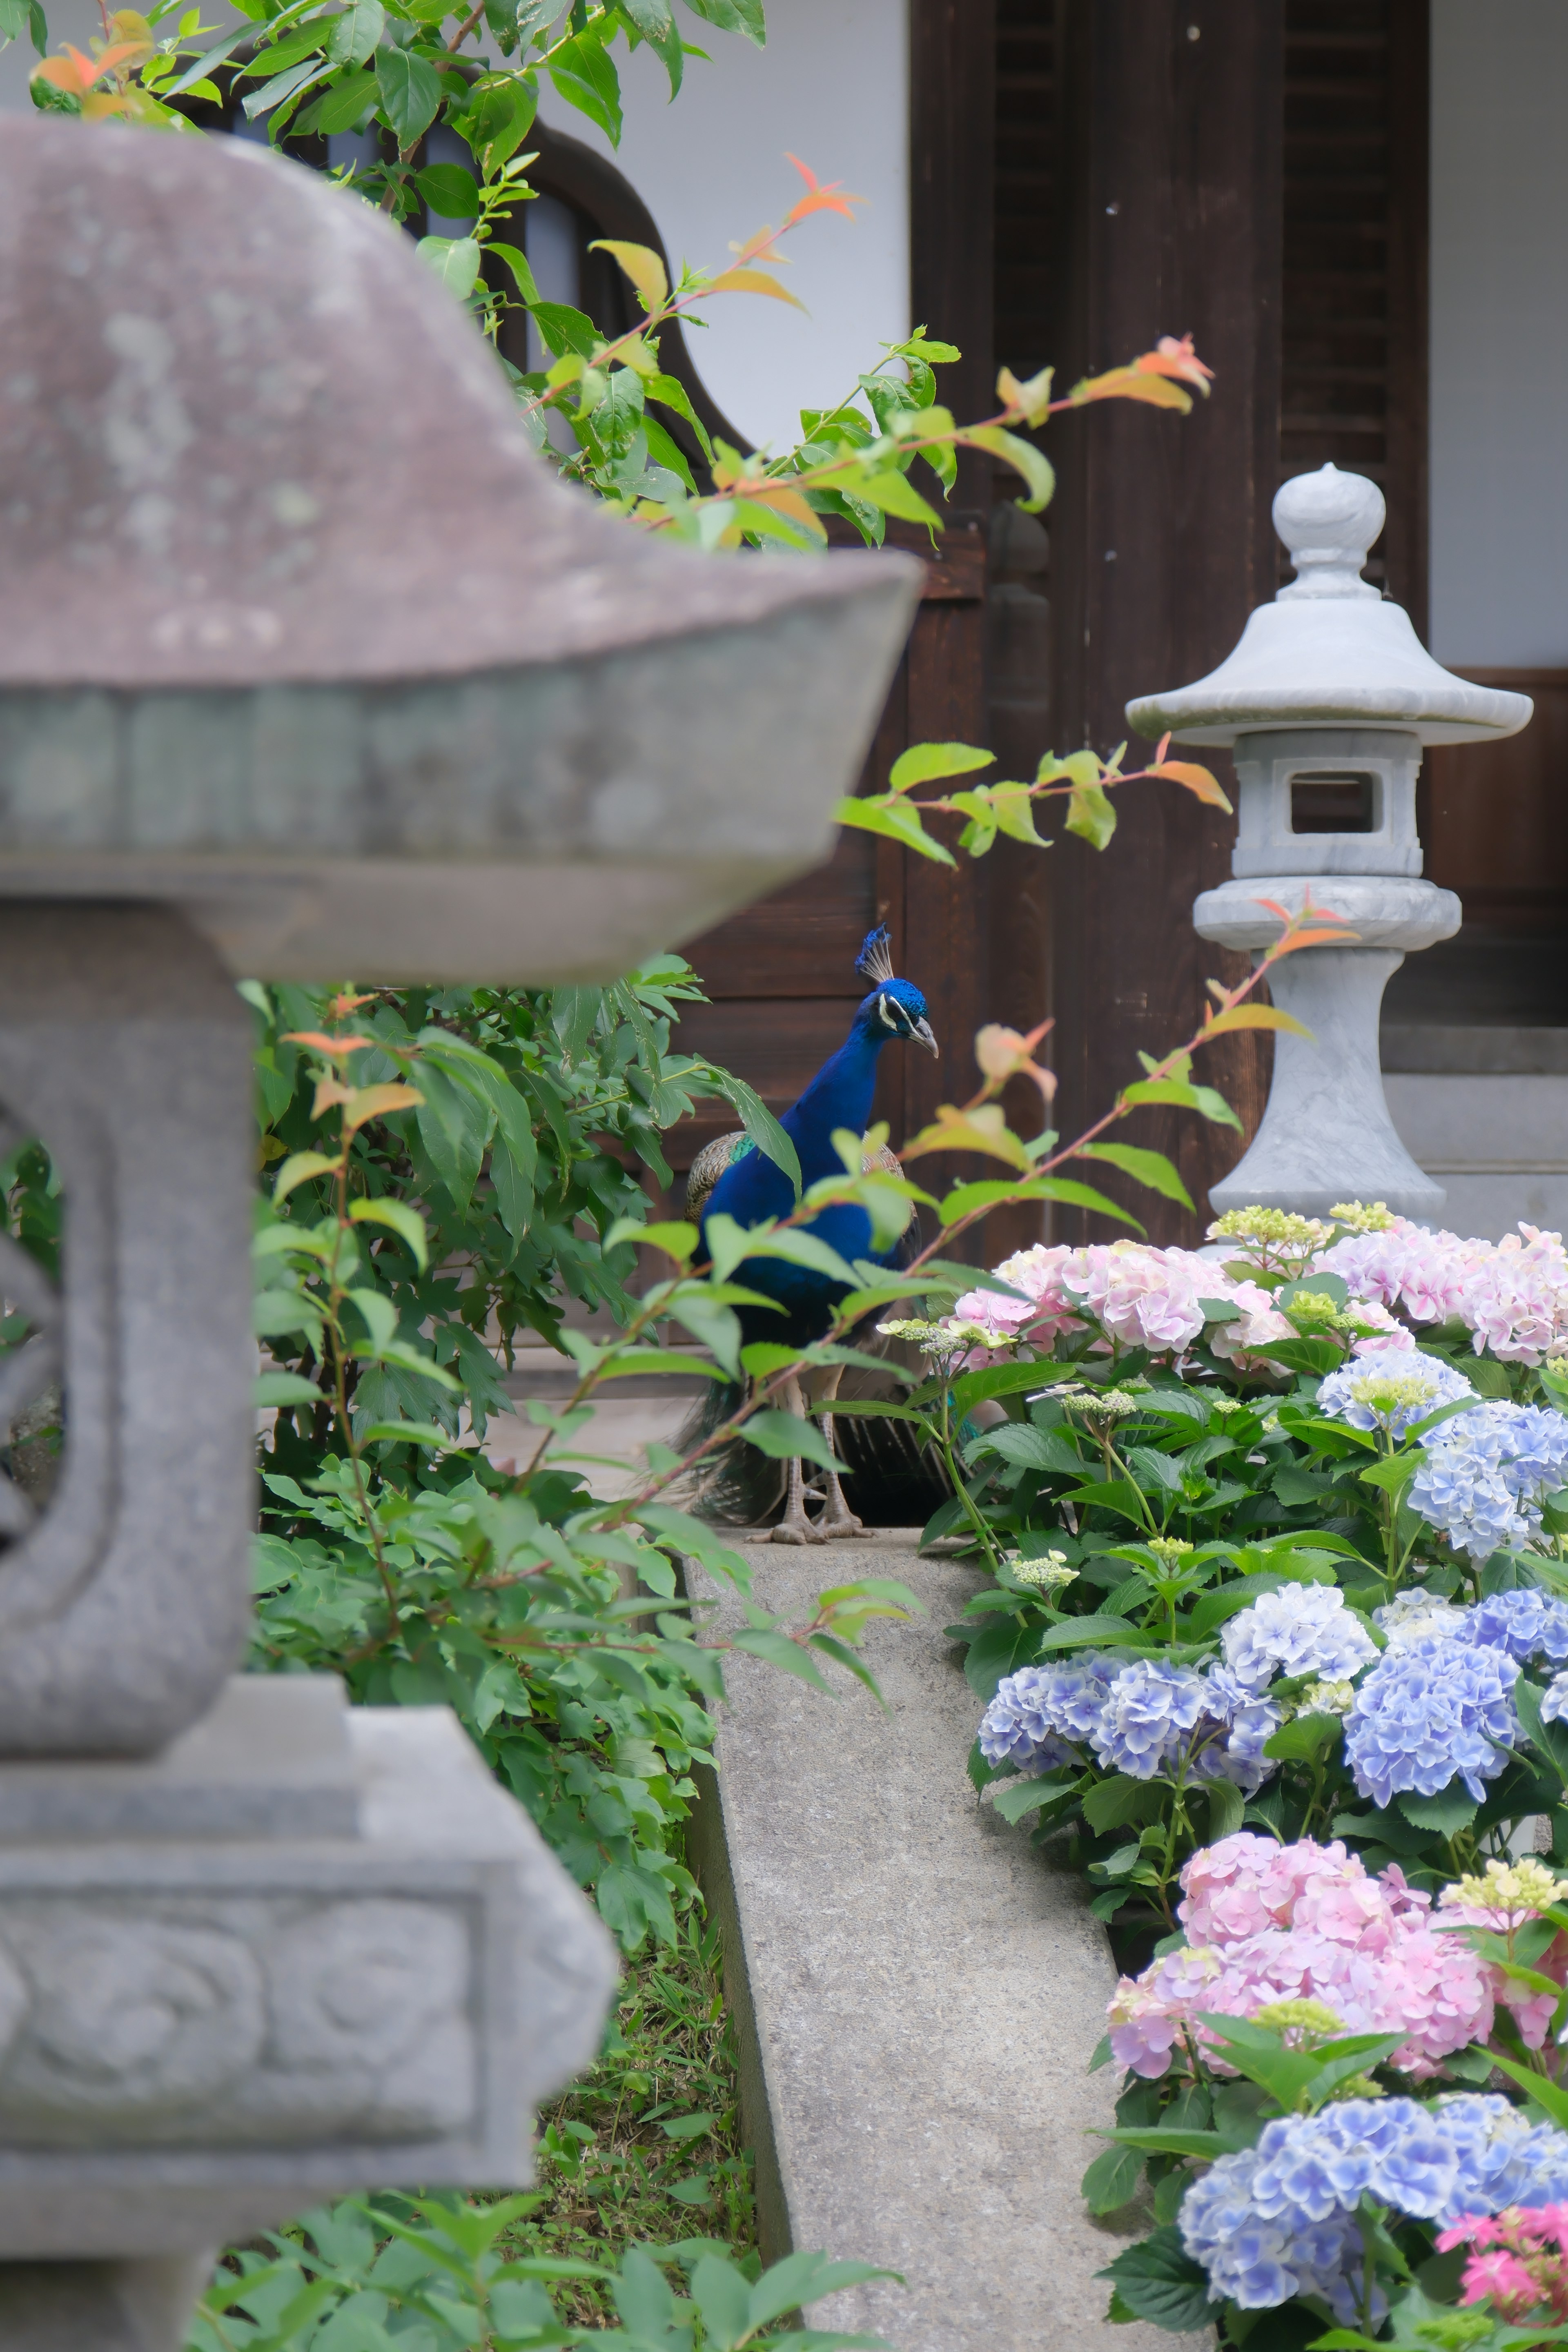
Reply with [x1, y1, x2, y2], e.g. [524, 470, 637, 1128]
[771, 1515, 827, 1545]
[819, 1510, 864, 1538]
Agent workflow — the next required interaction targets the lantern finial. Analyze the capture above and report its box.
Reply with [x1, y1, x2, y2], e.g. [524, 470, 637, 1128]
[1274, 463, 1384, 601]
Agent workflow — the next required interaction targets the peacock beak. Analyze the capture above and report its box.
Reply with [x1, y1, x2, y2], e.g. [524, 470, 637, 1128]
[912, 1017, 939, 1058]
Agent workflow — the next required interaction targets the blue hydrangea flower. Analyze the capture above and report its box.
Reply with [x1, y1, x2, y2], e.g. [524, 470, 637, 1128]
[1454, 1585, 1568, 1664]
[976, 1654, 1121, 1771]
[1189, 1664, 1282, 1795]
[1221, 1580, 1378, 1692]
[1543, 1669, 1568, 1725]
[1342, 1633, 1519, 1806]
[1087, 1659, 1207, 1780]
[1410, 1398, 1568, 1560]
[1179, 2096, 1568, 2318]
[1316, 1353, 1474, 1439]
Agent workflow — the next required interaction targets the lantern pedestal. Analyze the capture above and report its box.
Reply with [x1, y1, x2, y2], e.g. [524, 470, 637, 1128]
[1194, 873, 1461, 1216]
[0, 1682, 616, 2348]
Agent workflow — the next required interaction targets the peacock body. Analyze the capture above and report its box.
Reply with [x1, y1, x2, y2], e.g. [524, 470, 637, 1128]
[681, 927, 938, 1541]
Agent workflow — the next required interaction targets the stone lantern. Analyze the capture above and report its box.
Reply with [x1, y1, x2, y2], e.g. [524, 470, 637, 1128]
[1127, 465, 1531, 1219]
[0, 116, 920, 2348]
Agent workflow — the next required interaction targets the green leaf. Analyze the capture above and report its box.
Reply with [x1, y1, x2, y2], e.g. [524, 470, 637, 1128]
[680, 0, 764, 45]
[835, 793, 958, 866]
[712, 1071, 801, 1198]
[1080, 2140, 1145, 2216]
[888, 741, 994, 794]
[1075, 1143, 1194, 1212]
[1065, 780, 1117, 851]
[963, 422, 1055, 512]
[849, 468, 944, 529]
[1095, 2227, 1212, 2334]
[417, 235, 483, 298]
[1488, 2047, 1568, 2129]
[347, 1197, 429, 1272]
[1396, 1784, 1478, 1835]
[487, 239, 540, 303]
[1118, 1076, 1243, 1130]
[690, 2252, 752, 2351]
[375, 43, 442, 143]
[334, 0, 385, 60]
[992, 1773, 1075, 1825]
[1082, 1774, 1165, 1833]
[1035, 1614, 1138, 1653]
[549, 24, 622, 142]
[1263, 1711, 1342, 1762]
[528, 298, 601, 359]
[359, 1420, 451, 1448]
[416, 161, 480, 217]
[296, 65, 378, 132]
[647, 371, 713, 463]
[256, 1371, 321, 1408]
[937, 1175, 1140, 1230]
[741, 1410, 843, 1472]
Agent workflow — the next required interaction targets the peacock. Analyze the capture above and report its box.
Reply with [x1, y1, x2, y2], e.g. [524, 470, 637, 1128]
[682, 926, 938, 1543]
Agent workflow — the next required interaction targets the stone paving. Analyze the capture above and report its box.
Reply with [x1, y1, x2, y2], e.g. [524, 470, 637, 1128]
[687, 1534, 1212, 2352]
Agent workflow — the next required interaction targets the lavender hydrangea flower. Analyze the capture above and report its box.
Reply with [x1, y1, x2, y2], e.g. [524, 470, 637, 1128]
[1543, 1670, 1568, 1725]
[1221, 1581, 1378, 1692]
[1454, 1585, 1568, 1664]
[1342, 1633, 1519, 1806]
[1087, 1659, 1208, 1780]
[1179, 2096, 1568, 2318]
[1409, 1398, 1568, 1559]
[1374, 1586, 1468, 1649]
[1188, 1664, 1282, 1794]
[1179, 2152, 1365, 2318]
[976, 1654, 1121, 1771]
[1316, 1353, 1474, 1439]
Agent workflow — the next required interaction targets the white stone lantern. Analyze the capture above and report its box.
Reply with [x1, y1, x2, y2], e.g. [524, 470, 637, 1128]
[1127, 465, 1532, 1218]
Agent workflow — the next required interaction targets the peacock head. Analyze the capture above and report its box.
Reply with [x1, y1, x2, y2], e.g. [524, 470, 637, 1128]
[853, 927, 938, 1056]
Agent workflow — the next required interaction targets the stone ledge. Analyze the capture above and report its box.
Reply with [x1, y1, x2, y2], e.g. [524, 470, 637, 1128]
[686, 1536, 1211, 2352]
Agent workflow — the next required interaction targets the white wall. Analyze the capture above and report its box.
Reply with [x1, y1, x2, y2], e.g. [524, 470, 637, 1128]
[537, 0, 909, 455]
[1430, 0, 1568, 666]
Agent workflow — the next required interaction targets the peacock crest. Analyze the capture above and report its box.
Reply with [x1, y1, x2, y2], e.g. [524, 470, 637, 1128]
[854, 926, 896, 987]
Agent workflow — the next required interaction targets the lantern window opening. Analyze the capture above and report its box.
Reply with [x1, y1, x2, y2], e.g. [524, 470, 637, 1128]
[1289, 771, 1380, 835]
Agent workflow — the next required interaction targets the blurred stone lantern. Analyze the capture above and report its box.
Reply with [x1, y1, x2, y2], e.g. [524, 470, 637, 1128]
[0, 116, 919, 2347]
[1127, 465, 1531, 1219]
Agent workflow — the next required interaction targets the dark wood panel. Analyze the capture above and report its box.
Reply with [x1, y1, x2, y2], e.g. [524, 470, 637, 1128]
[1281, 0, 1428, 626]
[1424, 671, 1568, 918]
[996, 0, 1055, 378]
[1045, 0, 1283, 1243]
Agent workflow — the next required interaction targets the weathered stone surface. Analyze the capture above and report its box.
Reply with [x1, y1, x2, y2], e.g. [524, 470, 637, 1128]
[0, 119, 921, 983]
[0, 1675, 357, 1840]
[687, 1536, 1210, 2352]
[0, 906, 252, 1757]
[0, 1681, 619, 2257]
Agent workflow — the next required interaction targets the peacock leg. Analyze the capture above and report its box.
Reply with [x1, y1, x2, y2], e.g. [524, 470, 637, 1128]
[807, 1363, 863, 1537]
[771, 1374, 826, 1545]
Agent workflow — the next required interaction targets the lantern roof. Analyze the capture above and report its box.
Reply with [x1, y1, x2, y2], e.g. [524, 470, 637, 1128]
[1126, 465, 1532, 748]
[0, 119, 919, 980]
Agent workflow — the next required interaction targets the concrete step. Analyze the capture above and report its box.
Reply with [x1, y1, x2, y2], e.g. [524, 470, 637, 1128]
[685, 1537, 1210, 2352]
[1384, 1071, 1568, 1237]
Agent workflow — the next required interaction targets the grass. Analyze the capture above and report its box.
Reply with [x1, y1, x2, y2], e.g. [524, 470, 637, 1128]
[504, 1905, 760, 2328]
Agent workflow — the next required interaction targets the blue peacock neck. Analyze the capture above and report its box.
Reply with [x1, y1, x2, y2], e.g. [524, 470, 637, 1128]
[783, 1006, 888, 1183]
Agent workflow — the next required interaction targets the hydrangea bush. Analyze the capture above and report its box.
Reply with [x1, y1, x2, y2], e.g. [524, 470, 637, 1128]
[907, 1205, 1568, 2345]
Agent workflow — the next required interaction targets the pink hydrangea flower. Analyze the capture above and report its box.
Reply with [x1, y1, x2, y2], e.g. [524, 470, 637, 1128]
[1318, 1218, 1490, 1325]
[1464, 1225, 1568, 1364]
[1109, 1833, 1494, 2082]
[1459, 2246, 1547, 2316]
